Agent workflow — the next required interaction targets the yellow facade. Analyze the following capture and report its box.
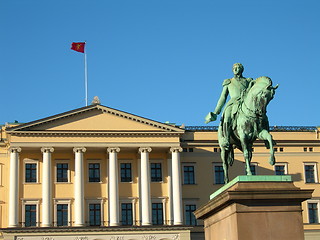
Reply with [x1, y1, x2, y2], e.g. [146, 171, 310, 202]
[0, 104, 319, 240]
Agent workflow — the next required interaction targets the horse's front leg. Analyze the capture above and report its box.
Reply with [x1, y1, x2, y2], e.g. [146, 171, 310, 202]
[220, 148, 229, 183]
[258, 129, 276, 165]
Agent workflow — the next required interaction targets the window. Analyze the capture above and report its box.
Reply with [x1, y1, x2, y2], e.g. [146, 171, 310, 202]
[151, 163, 162, 182]
[89, 203, 101, 226]
[274, 148, 278, 152]
[152, 203, 163, 225]
[214, 165, 224, 184]
[183, 148, 193, 152]
[25, 204, 37, 227]
[304, 163, 318, 183]
[56, 163, 69, 182]
[121, 203, 133, 225]
[57, 204, 68, 226]
[309, 147, 314, 152]
[183, 165, 195, 184]
[185, 204, 197, 226]
[250, 165, 257, 175]
[120, 163, 132, 182]
[308, 202, 319, 223]
[89, 163, 100, 182]
[245, 163, 257, 175]
[279, 147, 284, 152]
[25, 163, 37, 183]
[274, 163, 287, 175]
[304, 147, 308, 152]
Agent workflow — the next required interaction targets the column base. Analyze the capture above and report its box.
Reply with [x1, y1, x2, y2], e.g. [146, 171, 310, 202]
[109, 222, 120, 226]
[41, 224, 52, 227]
[74, 223, 86, 227]
[141, 222, 152, 226]
[173, 222, 183, 225]
[8, 224, 19, 228]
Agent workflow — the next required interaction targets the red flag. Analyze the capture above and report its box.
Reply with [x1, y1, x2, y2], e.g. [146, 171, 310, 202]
[71, 42, 85, 53]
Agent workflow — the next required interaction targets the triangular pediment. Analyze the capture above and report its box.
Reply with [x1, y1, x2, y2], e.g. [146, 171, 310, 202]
[7, 105, 184, 134]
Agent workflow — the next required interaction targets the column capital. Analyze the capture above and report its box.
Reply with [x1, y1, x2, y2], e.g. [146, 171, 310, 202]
[41, 147, 54, 153]
[73, 147, 86, 153]
[9, 147, 21, 153]
[170, 147, 182, 153]
[107, 147, 120, 153]
[139, 147, 152, 153]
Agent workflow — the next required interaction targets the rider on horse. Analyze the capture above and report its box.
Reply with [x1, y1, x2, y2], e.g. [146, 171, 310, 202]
[205, 63, 253, 150]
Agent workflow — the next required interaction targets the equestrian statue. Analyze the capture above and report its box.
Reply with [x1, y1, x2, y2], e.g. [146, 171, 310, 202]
[205, 63, 278, 183]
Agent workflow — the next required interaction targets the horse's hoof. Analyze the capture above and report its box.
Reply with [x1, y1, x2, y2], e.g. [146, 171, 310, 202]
[269, 157, 275, 165]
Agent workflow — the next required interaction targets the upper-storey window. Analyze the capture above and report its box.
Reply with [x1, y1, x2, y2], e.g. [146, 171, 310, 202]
[57, 204, 68, 226]
[25, 163, 37, 183]
[304, 163, 318, 183]
[185, 204, 197, 226]
[88, 163, 100, 182]
[183, 165, 195, 184]
[151, 163, 162, 182]
[213, 164, 224, 184]
[120, 163, 132, 182]
[274, 163, 288, 175]
[56, 163, 69, 182]
[308, 201, 319, 223]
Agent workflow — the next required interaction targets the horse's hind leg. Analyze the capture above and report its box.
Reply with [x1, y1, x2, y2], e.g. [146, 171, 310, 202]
[258, 129, 276, 165]
[240, 138, 253, 175]
[220, 148, 229, 183]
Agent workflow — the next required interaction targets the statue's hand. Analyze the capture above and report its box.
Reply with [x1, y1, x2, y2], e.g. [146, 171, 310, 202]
[205, 112, 217, 124]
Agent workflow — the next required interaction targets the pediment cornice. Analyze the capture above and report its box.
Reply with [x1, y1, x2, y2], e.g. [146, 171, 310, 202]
[6, 104, 184, 135]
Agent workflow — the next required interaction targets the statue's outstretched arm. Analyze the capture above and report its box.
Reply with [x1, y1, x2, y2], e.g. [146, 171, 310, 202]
[205, 86, 228, 124]
[214, 86, 228, 115]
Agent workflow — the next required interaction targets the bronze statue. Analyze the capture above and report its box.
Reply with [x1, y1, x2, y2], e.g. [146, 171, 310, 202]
[205, 64, 278, 183]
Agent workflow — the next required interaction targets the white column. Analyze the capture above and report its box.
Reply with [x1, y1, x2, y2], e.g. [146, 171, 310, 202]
[139, 147, 152, 226]
[132, 198, 137, 226]
[41, 147, 54, 227]
[170, 147, 183, 225]
[8, 147, 21, 228]
[107, 147, 120, 226]
[73, 147, 86, 226]
[167, 158, 173, 225]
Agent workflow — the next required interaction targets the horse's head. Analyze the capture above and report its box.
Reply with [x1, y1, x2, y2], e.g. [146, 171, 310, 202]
[246, 76, 278, 116]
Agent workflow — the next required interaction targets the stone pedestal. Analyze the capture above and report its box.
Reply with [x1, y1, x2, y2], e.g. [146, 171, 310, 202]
[194, 176, 313, 240]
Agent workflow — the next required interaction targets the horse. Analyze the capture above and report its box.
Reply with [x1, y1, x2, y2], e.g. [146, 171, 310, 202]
[219, 76, 278, 183]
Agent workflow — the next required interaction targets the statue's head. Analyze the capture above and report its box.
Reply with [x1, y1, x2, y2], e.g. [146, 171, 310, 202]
[232, 63, 244, 75]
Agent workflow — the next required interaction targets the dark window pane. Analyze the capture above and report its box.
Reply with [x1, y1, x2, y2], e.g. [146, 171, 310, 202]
[275, 165, 285, 175]
[121, 203, 133, 225]
[89, 163, 100, 182]
[89, 203, 101, 226]
[57, 204, 68, 226]
[183, 166, 195, 184]
[305, 165, 315, 183]
[25, 205, 37, 227]
[57, 163, 68, 182]
[308, 203, 319, 223]
[25, 164, 37, 182]
[121, 163, 132, 182]
[214, 166, 224, 184]
[185, 205, 197, 226]
[152, 203, 163, 225]
[151, 163, 162, 182]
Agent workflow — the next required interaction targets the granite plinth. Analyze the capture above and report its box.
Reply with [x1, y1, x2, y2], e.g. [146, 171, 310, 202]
[194, 176, 313, 240]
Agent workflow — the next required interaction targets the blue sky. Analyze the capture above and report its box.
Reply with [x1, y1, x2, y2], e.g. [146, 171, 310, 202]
[1, 0, 319, 127]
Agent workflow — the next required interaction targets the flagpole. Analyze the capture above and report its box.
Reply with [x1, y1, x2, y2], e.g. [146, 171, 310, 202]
[84, 41, 88, 106]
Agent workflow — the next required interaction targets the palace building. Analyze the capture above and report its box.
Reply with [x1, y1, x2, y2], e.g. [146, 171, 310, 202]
[0, 103, 319, 240]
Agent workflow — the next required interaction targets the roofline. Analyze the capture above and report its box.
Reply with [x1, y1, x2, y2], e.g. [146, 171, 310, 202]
[6, 104, 184, 133]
